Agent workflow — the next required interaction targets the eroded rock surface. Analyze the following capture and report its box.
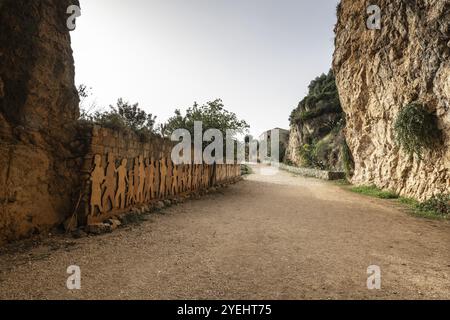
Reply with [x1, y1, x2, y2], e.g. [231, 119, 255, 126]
[0, 0, 81, 243]
[333, 0, 449, 200]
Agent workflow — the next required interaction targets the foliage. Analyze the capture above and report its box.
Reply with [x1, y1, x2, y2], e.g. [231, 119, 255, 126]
[77, 84, 98, 118]
[289, 70, 342, 125]
[298, 144, 316, 168]
[241, 164, 253, 175]
[394, 103, 441, 159]
[417, 194, 449, 218]
[297, 129, 350, 172]
[399, 195, 449, 220]
[288, 70, 348, 171]
[163, 99, 249, 138]
[350, 185, 398, 199]
[79, 98, 158, 142]
[340, 139, 354, 178]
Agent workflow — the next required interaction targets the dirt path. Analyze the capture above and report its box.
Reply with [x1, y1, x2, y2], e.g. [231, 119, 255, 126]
[0, 165, 449, 300]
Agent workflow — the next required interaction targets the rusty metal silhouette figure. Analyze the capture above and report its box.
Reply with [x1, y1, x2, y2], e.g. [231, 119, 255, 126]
[127, 168, 135, 206]
[90, 155, 105, 215]
[159, 157, 167, 198]
[171, 164, 178, 195]
[137, 155, 145, 203]
[102, 153, 117, 212]
[133, 157, 140, 203]
[115, 158, 128, 209]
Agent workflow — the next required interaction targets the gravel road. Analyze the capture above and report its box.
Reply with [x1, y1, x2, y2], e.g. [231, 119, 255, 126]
[0, 165, 449, 299]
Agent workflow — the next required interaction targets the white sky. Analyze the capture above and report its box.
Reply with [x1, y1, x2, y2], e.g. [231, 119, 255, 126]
[71, 0, 339, 137]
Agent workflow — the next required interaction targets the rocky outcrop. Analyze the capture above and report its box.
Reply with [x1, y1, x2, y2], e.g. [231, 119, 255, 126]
[0, 0, 81, 243]
[333, 0, 449, 200]
[285, 124, 303, 166]
[286, 71, 347, 171]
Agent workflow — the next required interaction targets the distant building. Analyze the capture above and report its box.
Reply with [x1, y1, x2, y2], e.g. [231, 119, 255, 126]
[259, 128, 289, 144]
[258, 128, 290, 162]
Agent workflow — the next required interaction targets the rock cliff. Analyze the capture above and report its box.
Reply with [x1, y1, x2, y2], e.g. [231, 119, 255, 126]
[333, 0, 449, 200]
[0, 0, 81, 242]
[286, 71, 347, 172]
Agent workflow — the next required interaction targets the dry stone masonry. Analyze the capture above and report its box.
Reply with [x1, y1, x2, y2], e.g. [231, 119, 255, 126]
[78, 126, 241, 225]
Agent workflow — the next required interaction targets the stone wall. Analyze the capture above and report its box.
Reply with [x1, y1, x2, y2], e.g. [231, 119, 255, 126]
[270, 162, 345, 181]
[77, 126, 242, 225]
[333, 0, 449, 200]
[0, 0, 82, 243]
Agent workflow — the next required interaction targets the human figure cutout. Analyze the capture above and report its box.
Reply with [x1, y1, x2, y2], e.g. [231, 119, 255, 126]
[143, 158, 151, 202]
[90, 154, 105, 216]
[180, 164, 185, 193]
[137, 155, 145, 203]
[127, 168, 135, 206]
[159, 157, 167, 198]
[188, 163, 194, 191]
[115, 158, 128, 209]
[171, 164, 178, 195]
[133, 157, 140, 203]
[185, 164, 191, 192]
[149, 158, 156, 200]
[177, 165, 183, 193]
[166, 159, 173, 196]
[101, 153, 117, 212]
[152, 156, 159, 199]
[194, 165, 200, 190]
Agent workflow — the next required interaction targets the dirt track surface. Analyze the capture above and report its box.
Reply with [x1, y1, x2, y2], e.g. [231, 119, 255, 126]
[0, 165, 449, 300]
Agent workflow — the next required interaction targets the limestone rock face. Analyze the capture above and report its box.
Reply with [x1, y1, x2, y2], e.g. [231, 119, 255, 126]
[333, 0, 449, 200]
[285, 124, 303, 166]
[286, 71, 345, 171]
[0, 0, 81, 242]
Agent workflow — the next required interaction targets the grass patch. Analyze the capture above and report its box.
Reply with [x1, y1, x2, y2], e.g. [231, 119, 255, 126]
[350, 185, 398, 199]
[399, 195, 449, 220]
[346, 183, 448, 220]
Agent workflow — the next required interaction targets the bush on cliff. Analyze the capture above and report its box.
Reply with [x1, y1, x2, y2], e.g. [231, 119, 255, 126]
[394, 102, 441, 159]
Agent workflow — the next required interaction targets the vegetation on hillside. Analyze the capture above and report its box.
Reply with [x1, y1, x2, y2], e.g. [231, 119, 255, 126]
[288, 70, 353, 174]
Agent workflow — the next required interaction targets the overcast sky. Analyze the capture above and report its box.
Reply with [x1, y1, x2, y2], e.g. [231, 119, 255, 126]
[71, 0, 339, 137]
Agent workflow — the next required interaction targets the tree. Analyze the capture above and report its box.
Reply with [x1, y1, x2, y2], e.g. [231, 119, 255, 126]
[163, 99, 249, 139]
[79, 97, 158, 141]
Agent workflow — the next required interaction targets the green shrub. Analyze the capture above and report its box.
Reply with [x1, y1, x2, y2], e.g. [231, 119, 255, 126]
[241, 164, 252, 175]
[340, 139, 354, 178]
[79, 98, 158, 142]
[418, 194, 449, 218]
[298, 144, 315, 167]
[399, 194, 449, 219]
[394, 103, 441, 159]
